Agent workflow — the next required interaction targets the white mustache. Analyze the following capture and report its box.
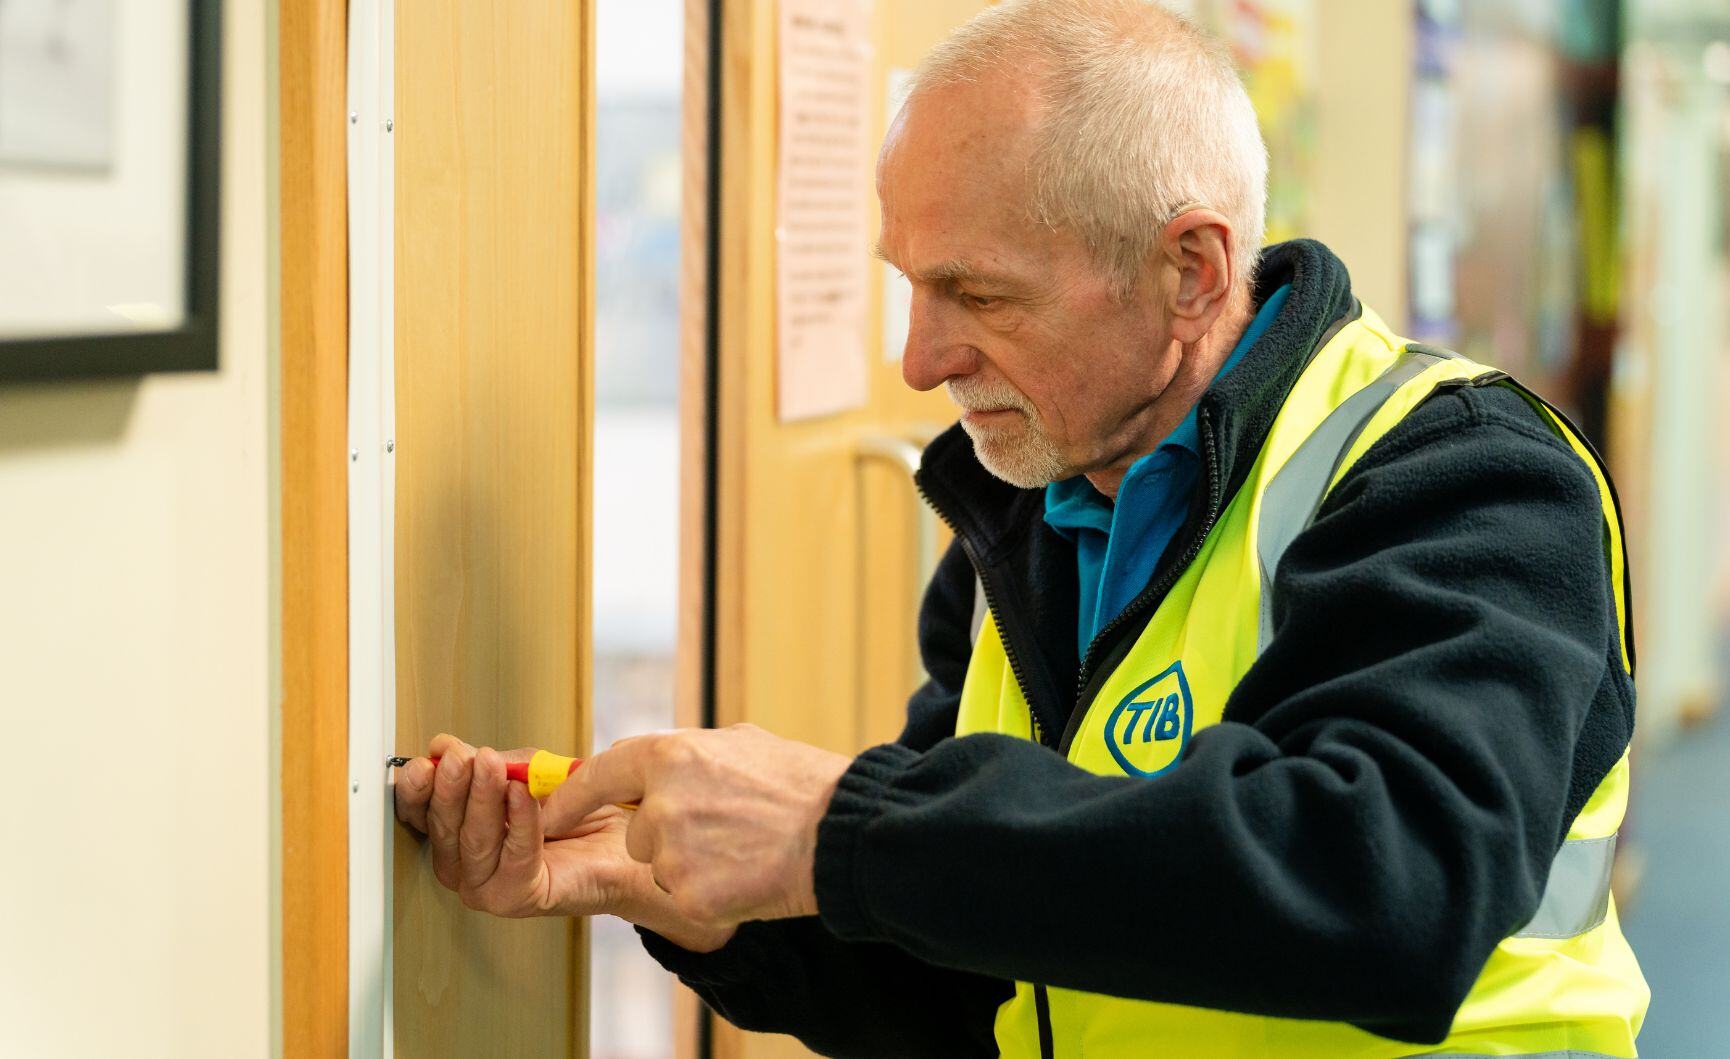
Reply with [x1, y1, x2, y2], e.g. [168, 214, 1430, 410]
[946, 376, 1034, 416]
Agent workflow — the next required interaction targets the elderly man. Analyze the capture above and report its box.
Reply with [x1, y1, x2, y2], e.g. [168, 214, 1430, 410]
[394, 1, 1647, 1055]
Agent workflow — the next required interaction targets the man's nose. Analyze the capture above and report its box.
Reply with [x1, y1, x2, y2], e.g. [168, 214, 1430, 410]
[901, 294, 978, 392]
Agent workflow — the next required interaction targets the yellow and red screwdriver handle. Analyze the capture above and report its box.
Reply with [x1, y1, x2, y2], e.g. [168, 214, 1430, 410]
[388, 749, 639, 808]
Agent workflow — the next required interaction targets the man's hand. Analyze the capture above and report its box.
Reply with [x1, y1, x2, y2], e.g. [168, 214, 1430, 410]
[543, 724, 853, 931]
[393, 733, 736, 952]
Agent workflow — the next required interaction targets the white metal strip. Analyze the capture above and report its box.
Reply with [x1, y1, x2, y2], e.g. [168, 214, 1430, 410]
[346, 0, 396, 1054]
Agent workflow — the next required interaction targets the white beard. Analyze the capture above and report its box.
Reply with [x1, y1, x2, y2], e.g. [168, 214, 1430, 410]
[947, 376, 1069, 489]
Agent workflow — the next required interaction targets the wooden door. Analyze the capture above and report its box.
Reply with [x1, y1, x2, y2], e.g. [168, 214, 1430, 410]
[704, 0, 989, 1054]
[391, 1, 595, 1055]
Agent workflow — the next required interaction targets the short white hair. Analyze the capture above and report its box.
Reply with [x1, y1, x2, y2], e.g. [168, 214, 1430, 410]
[910, 0, 1268, 295]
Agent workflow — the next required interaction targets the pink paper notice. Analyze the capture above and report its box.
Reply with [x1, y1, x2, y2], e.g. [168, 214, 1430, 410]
[776, 0, 872, 422]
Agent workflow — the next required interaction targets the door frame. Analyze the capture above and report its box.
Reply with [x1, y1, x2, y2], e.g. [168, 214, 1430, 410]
[280, 0, 351, 1055]
[676, 0, 723, 1051]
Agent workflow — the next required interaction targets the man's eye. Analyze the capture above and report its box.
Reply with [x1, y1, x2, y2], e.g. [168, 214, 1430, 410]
[963, 293, 1001, 311]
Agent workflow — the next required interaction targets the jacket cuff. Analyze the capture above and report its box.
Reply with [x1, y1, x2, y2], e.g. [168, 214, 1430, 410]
[814, 741, 923, 940]
[635, 921, 781, 987]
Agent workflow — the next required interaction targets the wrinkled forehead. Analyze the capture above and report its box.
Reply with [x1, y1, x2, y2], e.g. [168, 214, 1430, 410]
[876, 78, 1046, 262]
[878, 74, 1042, 191]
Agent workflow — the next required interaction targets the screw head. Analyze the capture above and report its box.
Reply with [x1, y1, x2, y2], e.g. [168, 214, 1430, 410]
[384, 118, 394, 132]
[385, 439, 395, 453]
[350, 448, 359, 462]
[349, 111, 358, 124]
[352, 781, 360, 793]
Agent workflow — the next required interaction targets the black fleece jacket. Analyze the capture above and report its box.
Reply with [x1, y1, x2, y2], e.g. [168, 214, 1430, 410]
[638, 240, 1636, 1055]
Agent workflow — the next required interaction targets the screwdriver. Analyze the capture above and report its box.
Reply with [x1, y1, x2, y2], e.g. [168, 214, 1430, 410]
[387, 749, 639, 808]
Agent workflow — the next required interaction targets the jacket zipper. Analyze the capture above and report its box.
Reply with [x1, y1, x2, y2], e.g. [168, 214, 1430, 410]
[1060, 405, 1226, 753]
[914, 477, 1051, 746]
[1034, 980, 1056, 1059]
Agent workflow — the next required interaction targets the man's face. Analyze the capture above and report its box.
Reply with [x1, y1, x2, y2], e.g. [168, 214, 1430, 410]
[875, 79, 1178, 488]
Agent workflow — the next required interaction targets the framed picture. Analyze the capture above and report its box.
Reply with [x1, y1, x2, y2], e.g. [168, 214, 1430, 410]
[0, 0, 220, 381]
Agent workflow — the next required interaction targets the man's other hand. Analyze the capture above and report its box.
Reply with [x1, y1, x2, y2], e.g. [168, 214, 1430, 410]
[393, 733, 736, 952]
[543, 724, 853, 931]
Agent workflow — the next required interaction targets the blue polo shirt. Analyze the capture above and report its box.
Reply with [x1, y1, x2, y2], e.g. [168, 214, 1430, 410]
[1044, 285, 1291, 659]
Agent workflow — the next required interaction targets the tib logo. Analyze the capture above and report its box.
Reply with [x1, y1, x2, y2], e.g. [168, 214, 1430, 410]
[1102, 661, 1194, 778]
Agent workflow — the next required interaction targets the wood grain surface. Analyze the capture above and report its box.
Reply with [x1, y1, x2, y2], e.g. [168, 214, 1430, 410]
[392, 0, 594, 1054]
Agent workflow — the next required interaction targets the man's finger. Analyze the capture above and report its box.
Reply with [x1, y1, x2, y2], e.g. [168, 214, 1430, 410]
[396, 738, 528, 833]
[427, 739, 476, 891]
[500, 781, 546, 907]
[458, 747, 509, 891]
[393, 756, 436, 833]
[542, 738, 654, 833]
[428, 732, 468, 760]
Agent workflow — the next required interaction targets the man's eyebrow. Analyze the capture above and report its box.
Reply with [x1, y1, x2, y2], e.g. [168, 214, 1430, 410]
[873, 242, 1028, 290]
[929, 260, 1033, 293]
[922, 259, 973, 281]
[893, 256, 1023, 289]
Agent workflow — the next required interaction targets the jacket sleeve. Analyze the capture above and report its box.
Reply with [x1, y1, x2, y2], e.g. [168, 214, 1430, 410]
[810, 383, 1634, 1045]
[636, 537, 1012, 1057]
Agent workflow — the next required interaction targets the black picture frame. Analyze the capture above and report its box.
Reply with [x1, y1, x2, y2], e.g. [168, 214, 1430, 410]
[0, 0, 222, 382]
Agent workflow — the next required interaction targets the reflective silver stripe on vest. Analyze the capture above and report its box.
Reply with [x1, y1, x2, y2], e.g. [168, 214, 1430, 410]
[1514, 834, 1616, 939]
[1403, 1050, 1630, 1058]
[1256, 347, 1456, 652]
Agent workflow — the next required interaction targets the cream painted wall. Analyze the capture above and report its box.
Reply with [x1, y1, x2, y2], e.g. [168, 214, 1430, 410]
[1308, 0, 1412, 329]
[0, 1, 276, 1055]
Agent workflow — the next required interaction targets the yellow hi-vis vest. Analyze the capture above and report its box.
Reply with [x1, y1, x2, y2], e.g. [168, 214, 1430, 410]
[955, 305, 1648, 1058]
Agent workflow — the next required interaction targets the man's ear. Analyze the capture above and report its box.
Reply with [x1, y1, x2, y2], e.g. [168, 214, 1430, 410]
[1157, 209, 1236, 346]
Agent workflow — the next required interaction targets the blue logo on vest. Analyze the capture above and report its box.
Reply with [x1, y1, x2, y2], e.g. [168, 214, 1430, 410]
[1102, 661, 1194, 778]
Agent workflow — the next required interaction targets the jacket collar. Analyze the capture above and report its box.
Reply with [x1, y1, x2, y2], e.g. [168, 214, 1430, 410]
[915, 239, 1359, 565]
